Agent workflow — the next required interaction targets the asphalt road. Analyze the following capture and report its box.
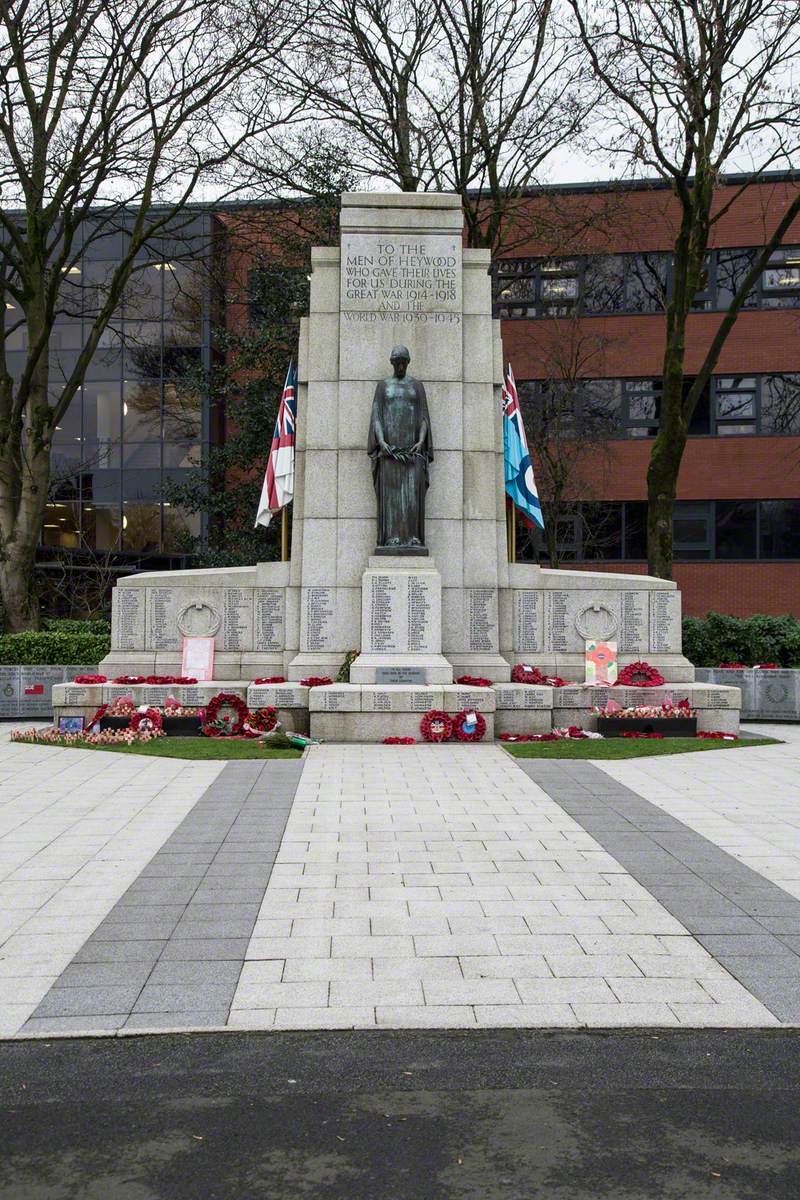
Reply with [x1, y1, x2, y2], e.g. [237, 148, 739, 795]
[1, 1030, 798, 1199]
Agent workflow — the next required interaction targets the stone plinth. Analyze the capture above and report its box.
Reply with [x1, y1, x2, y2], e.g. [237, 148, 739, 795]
[350, 555, 453, 684]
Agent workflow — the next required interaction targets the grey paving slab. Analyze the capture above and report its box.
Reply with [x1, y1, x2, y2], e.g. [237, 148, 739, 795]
[20, 758, 304, 1034]
[518, 759, 800, 1025]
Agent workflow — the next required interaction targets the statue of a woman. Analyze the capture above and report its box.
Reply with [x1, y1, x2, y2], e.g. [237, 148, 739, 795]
[367, 345, 433, 552]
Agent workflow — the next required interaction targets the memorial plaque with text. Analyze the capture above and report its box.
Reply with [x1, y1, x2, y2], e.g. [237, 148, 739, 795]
[303, 587, 335, 651]
[494, 684, 552, 711]
[19, 667, 64, 715]
[113, 588, 146, 651]
[341, 234, 462, 315]
[754, 669, 799, 719]
[370, 574, 399, 652]
[148, 587, 181, 651]
[467, 588, 496, 652]
[254, 589, 285, 652]
[649, 591, 681, 653]
[619, 592, 649, 654]
[407, 576, 431, 652]
[0, 666, 19, 717]
[545, 590, 571, 653]
[376, 667, 427, 685]
[513, 591, 543, 653]
[222, 589, 253, 652]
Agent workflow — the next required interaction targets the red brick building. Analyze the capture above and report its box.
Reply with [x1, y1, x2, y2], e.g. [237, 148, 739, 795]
[495, 174, 800, 616]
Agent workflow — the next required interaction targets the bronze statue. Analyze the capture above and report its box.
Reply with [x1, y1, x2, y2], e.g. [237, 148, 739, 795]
[367, 345, 433, 554]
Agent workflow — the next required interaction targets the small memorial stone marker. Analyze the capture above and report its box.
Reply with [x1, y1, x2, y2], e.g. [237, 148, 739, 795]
[376, 666, 427, 685]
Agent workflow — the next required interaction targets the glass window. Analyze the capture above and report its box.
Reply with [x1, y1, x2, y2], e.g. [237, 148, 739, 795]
[122, 502, 161, 552]
[761, 247, 800, 308]
[761, 375, 800, 435]
[714, 377, 756, 435]
[162, 505, 201, 553]
[690, 254, 714, 311]
[624, 502, 648, 558]
[83, 382, 121, 466]
[122, 441, 161, 467]
[624, 379, 661, 436]
[162, 443, 202, 469]
[82, 501, 121, 549]
[554, 511, 580, 561]
[539, 260, 580, 314]
[42, 501, 80, 548]
[715, 500, 757, 559]
[581, 379, 621, 433]
[759, 500, 800, 559]
[583, 256, 625, 313]
[163, 380, 202, 441]
[673, 501, 712, 560]
[123, 379, 161, 441]
[124, 469, 162, 500]
[626, 253, 668, 313]
[124, 264, 162, 320]
[581, 502, 623, 559]
[686, 378, 711, 436]
[80, 260, 118, 321]
[716, 248, 758, 309]
[51, 392, 81, 445]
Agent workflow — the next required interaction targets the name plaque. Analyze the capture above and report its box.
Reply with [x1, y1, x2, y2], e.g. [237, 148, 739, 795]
[341, 233, 461, 314]
[376, 667, 427, 685]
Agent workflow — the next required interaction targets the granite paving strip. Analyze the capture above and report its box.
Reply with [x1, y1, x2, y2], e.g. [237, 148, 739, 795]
[516, 758, 800, 1024]
[19, 758, 304, 1035]
[0, 735, 223, 1036]
[229, 744, 774, 1030]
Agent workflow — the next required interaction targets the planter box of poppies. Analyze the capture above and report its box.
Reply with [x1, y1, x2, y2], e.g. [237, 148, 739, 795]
[597, 716, 697, 738]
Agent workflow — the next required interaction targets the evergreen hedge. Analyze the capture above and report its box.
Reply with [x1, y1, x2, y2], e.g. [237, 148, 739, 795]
[683, 612, 800, 668]
[0, 619, 111, 665]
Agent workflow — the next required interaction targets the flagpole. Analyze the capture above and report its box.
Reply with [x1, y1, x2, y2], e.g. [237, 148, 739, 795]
[281, 506, 289, 562]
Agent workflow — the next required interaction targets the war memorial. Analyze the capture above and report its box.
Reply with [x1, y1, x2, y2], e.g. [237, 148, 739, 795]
[52, 193, 741, 739]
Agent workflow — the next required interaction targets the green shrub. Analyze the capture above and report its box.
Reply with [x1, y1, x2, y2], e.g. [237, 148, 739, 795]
[42, 618, 110, 637]
[683, 612, 800, 667]
[0, 629, 110, 665]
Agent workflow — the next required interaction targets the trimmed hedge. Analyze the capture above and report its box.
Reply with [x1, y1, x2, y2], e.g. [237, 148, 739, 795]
[0, 628, 111, 665]
[42, 618, 110, 637]
[683, 612, 800, 668]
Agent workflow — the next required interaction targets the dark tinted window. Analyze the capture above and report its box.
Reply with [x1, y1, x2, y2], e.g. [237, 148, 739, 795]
[716, 500, 757, 559]
[761, 375, 800, 435]
[760, 500, 800, 559]
[624, 502, 648, 559]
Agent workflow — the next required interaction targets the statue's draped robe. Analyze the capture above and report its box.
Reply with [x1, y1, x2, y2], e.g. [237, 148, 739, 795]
[368, 376, 433, 548]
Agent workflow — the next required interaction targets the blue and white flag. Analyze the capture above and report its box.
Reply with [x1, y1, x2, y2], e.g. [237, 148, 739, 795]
[502, 363, 544, 530]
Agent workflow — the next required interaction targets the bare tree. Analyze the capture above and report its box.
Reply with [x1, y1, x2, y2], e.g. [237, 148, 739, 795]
[569, 0, 800, 578]
[0, 0, 304, 630]
[271, 0, 590, 251]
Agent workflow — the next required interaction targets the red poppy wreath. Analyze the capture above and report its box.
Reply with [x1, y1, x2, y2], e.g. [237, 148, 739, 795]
[202, 692, 249, 737]
[451, 709, 487, 742]
[419, 710, 453, 743]
[615, 661, 665, 687]
[129, 707, 163, 733]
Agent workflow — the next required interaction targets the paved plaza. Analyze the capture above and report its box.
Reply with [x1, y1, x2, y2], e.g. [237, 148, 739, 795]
[1, 728, 800, 1036]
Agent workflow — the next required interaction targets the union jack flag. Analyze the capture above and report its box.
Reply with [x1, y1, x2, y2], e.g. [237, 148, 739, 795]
[503, 363, 544, 530]
[255, 361, 297, 528]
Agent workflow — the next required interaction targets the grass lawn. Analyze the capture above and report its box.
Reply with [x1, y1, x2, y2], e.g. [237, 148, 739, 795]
[504, 735, 780, 760]
[18, 736, 303, 760]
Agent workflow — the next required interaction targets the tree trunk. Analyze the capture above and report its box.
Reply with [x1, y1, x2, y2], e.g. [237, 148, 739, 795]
[0, 423, 52, 632]
[646, 353, 688, 579]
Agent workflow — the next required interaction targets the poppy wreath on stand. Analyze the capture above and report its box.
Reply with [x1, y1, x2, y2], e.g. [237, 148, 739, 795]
[202, 692, 249, 737]
[299, 676, 333, 688]
[113, 675, 147, 684]
[254, 676, 286, 685]
[145, 675, 197, 685]
[244, 707, 278, 736]
[129, 708, 163, 733]
[455, 675, 493, 688]
[73, 674, 107, 684]
[451, 709, 487, 742]
[510, 664, 567, 687]
[615, 661, 665, 687]
[419, 710, 453, 743]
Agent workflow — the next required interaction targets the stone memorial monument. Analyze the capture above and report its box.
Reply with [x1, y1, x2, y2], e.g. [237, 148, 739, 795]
[52, 191, 741, 739]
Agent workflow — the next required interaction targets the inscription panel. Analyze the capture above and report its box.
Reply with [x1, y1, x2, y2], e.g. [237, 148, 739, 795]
[0, 666, 20, 717]
[148, 587, 182, 652]
[545, 590, 572, 653]
[370, 574, 400, 653]
[222, 588, 253, 652]
[467, 588, 497, 653]
[619, 592, 649, 654]
[113, 588, 145, 651]
[494, 684, 552, 711]
[649, 590, 682, 654]
[341, 233, 462, 314]
[302, 587, 336, 652]
[362, 570, 439, 654]
[513, 591, 543, 654]
[254, 589, 285, 652]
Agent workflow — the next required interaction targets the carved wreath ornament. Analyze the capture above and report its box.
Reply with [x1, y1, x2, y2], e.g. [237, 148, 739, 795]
[177, 600, 221, 638]
[574, 603, 618, 642]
